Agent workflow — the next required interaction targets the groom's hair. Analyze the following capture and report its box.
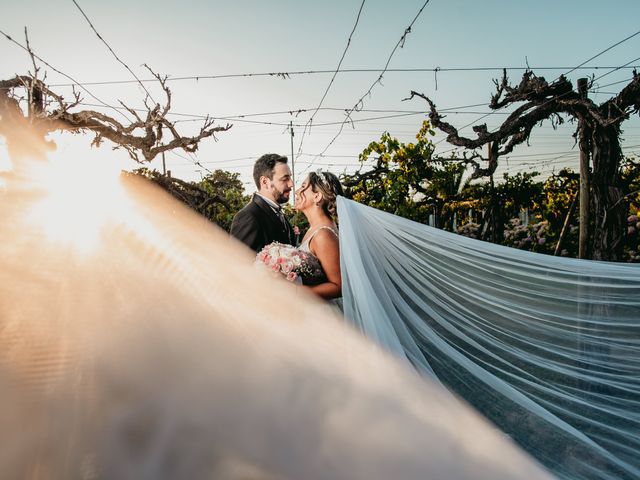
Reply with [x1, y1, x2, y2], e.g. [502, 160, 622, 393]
[253, 154, 288, 189]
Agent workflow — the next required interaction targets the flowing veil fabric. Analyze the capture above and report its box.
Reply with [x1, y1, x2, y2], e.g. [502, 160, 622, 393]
[0, 173, 553, 479]
[338, 196, 640, 480]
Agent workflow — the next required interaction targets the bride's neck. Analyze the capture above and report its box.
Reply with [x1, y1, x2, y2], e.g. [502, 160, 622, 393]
[305, 208, 332, 228]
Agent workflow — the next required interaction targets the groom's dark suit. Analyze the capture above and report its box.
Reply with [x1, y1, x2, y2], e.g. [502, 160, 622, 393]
[230, 194, 296, 252]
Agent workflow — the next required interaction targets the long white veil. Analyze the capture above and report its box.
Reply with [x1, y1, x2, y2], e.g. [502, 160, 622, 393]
[0, 170, 552, 479]
[338, 196, 640, 480]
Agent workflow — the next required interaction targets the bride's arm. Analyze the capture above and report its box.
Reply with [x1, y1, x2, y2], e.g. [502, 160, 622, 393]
[307, 230, 341, 299]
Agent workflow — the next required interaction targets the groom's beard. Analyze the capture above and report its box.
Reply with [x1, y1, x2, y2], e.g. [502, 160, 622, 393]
[275, 188, 291, 204]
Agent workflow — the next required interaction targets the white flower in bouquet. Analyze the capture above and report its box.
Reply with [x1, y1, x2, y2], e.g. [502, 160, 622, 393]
[255, 242, 313, 283]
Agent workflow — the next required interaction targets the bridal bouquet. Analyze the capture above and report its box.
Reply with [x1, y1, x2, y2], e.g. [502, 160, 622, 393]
[256, 242, 313, 283]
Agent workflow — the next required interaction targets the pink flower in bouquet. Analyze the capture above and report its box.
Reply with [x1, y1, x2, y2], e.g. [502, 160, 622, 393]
[286, 271, 298, 282]
[280, 260, 293, 274]
[255, 242, 313, 282]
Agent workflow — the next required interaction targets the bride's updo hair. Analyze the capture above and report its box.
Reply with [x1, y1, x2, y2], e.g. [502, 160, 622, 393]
[308, 171, 344, 218]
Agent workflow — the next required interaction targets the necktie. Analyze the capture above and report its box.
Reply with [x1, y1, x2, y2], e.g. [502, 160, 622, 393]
[274, 207, 291, 240]
[273, 207, 286, 228]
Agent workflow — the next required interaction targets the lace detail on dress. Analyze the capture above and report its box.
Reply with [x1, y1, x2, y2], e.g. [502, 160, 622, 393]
[298, 226, 338, 286]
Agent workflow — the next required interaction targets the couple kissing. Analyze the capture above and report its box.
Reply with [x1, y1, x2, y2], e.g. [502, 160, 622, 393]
[230, 153, 344, 301]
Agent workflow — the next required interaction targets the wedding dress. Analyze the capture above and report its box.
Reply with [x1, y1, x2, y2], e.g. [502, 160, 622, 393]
[298, 225, 338, 285]
[297, 225, 338, 285]
[337, 196, 640, 480]
[298, 225, 344, 311]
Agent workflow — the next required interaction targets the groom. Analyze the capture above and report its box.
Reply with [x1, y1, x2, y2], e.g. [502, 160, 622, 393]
[230, 153, 296, 252]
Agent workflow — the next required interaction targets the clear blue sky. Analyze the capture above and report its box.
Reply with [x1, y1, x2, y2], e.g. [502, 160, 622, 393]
[2, 0, 639, 191]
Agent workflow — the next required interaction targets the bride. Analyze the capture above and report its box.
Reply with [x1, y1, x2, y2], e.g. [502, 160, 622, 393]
[294, 171, 344, 300]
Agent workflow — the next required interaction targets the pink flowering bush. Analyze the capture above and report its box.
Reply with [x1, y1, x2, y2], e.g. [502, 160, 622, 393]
[456, 222, 481, 239]
[502, 218, 553, 254]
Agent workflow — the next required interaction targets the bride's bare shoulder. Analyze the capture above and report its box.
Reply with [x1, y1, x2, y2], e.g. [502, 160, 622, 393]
[310, 226, 339, 249]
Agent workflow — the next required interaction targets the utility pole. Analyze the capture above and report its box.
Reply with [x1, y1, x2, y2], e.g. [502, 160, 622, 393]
[162, 151, 166, 176]
[289, 121, 295, 206]
[577, 78, 590, 259]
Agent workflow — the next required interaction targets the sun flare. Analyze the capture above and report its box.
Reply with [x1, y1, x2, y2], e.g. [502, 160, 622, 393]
[26, 151, 130, 253]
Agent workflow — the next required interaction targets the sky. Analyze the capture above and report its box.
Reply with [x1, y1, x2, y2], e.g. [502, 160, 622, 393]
[2, 0, 640, 193]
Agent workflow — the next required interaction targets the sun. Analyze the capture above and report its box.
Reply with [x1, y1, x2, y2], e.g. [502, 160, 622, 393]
[25, 145, 131, 254]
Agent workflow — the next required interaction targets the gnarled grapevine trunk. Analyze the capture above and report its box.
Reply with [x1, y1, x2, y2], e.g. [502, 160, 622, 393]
[590, 125, 626, 261]
[411, 69, 640, 260]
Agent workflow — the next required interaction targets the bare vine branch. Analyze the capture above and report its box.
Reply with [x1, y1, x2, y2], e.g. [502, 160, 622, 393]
[407, 69, 640, 260]
[0, 72, 231, 164]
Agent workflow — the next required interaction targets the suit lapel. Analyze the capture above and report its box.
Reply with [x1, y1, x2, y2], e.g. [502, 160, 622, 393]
[253, 194, 292, 243]
[253, 194, 281, 224]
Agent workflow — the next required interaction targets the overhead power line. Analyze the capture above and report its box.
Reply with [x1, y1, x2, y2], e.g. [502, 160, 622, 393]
[0, 28, 128, 121]
[72, 1, 217, 177]
[77, 101, 491, 123]
[45, 66, 640, 88]
[77, 100, 517, 129]
[168, 142, 639, 178]
[593, 56, 640, 83]
[296, 0, 366, 157]
[595, 77, 635, 90]
[169, 149, 213, 177]
[563, 29, 640, 76]
[303, 0, 433, 175]
[433, 28, 640, 145]
[72, 0, 156, 103]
